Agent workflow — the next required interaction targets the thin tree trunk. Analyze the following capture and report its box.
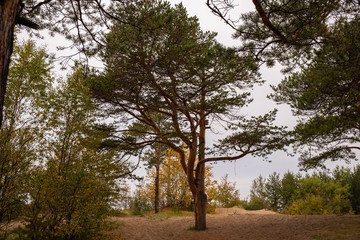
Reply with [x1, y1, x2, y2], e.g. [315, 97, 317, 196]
[0, 0, 21, 129]
[154, 142, 160, 213]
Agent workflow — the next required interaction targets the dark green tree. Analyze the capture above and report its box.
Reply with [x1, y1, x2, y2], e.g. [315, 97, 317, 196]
[333, 166, 360, 214]
[264, 172, 282, 211]
[349, 166, 360, 214]
[90, 0, 287, 230]
[280, 171, 299, 209]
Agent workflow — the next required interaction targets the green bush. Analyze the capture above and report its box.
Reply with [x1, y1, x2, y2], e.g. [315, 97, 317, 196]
[242, 197, 265, 210]
[130, 189, 152, 215]
[213, 174, 241, 208]
[19, 162, 116, 240]
[284, 176, 352, 215]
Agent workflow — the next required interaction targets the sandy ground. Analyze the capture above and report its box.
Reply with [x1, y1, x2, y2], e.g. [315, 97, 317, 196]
[106, 207, 360, 240]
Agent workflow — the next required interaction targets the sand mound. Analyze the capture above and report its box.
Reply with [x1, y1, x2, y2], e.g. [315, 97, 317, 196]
[215, 207, 278, 216]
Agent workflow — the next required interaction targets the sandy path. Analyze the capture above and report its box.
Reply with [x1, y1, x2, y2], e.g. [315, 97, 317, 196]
[107, 208, 360, 240]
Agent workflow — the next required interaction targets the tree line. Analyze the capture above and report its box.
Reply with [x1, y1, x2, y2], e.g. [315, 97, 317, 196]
[244, 166, 360, 215]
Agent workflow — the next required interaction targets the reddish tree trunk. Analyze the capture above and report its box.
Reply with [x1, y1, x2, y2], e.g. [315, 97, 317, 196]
[0, 0, 21, 129]
[194, 96, 207, 230]
[194, 170, 207, 230]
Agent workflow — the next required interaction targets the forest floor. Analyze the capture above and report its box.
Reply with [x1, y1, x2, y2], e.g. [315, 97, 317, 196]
[104, 207, 360, 240]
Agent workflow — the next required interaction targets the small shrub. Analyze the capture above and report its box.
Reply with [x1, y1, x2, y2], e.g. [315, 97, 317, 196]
[130, 190, 152, 215]
[206, 203, 217, 214]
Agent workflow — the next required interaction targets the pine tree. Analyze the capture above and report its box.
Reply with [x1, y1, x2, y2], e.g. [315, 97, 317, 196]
[91, 0, 288, 230]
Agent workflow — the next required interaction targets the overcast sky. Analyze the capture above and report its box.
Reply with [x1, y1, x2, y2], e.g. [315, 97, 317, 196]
[19, 0, 358, 198]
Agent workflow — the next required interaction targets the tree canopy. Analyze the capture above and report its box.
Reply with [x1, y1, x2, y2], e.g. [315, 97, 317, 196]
[207, 0, 360, 169]
[270, 17, 360, 169]
[207, 0, 360, 71]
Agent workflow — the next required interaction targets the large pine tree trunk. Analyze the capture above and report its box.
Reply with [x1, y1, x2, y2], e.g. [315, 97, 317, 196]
[194, 105, 207, 230]
[194, 168, 207, 230]
[0, 0, 21, 129]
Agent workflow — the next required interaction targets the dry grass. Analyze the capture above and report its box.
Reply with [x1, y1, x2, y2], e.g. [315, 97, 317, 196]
[104, 208, 360, 240]
[312, 216, 360, 240]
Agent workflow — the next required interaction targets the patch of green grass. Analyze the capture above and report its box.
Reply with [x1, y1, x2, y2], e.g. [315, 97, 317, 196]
[145, 208, 193, 220]
[187, 226, 196, 231]
[108, 208, 133, 217]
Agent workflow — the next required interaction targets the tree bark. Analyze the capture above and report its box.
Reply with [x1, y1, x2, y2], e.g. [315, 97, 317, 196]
[194, 90, 207, 230]
[0, 0, 21, 129]
[194, 165, 207, 230]
[154, 143, 160, 213]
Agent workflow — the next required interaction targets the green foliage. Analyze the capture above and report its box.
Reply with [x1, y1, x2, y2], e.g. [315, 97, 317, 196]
[213, 110, 289, 159]
[242, 197, 265, 211]
[333, 166, 360, 214]
[280, 171, 300, 208]
[244, 175, 267, 210]
[23, 166, 112, 239]
[270, 17, 360, 169]
[0, 40, 52, 227]
[249, 168, 358, 215]
[0, 64, 132, 239]
[250, 175, 267, 201]
[16, 68, 127, 239]
[130, 187, 152, 216]
[229, 0, 360, 71]
[264, 172, 282, 211]
[91, 0, 263, 143]
[284, 175, 352, 215]
[1, 41, 133, 239]
[210, 0, 360, 170]
[349, 166, 360, 214]
[213, 174, 241, 208]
